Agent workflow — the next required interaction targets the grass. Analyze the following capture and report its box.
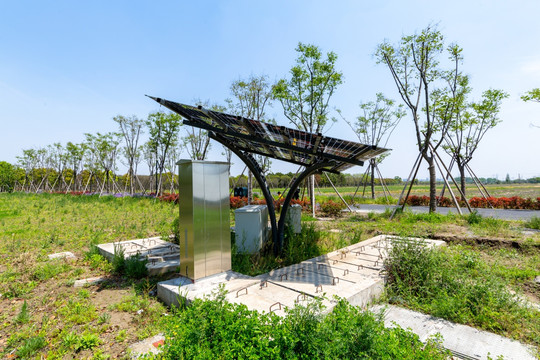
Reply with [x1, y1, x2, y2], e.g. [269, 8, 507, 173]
[383, 240, 540, 347]
[0, 190, 538, 357]
[160, 288, 450, 359]
[0, 192, 175, 358]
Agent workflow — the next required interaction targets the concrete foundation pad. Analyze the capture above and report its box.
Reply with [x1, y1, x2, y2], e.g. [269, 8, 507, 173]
[128, 333, 165, 358]
[73, 276, 107, 288]
[157, 235, 445, 314]
[371, 304, 537, 360]
[157, 270, 253, 307]
[48, 251, 77, 260]
[97, 237, 180, 276]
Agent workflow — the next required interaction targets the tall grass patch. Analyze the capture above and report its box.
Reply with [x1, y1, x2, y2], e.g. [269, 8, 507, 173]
[383, 240, 540, 346]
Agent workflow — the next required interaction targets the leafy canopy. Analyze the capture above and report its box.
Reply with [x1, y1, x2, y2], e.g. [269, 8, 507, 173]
[273, 43, 343, 134]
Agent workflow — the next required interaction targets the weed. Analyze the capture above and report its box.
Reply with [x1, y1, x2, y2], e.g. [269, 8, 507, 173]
[115, 329, 127, 342]
[76, 333, 101, 351]
[62, 331, 79, 349]
[32, 261, 71, 281]
[124, 254, 148, 279]
[383, 240, 540, 346]
[525, 216, 540, 230]
[16, 336, 46, 358]
[467, 210, 483, 224]
[112, 243, 126, 274]
[14, 300, 30, 324]
[98, 312, 111, 324]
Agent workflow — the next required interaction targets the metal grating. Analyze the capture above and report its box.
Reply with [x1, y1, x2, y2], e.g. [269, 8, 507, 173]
[147, 96, 389, 173]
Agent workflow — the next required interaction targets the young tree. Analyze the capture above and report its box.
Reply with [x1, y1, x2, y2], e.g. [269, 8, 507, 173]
[375, 24, 464, 212]
[114, 115, 144, 194]
[273, 43, 343, 204]
[65, 142, 85, 191]
[228, 75, 275, 201]
[349, 93, 405, 198]
[84, 132, 121, 193]
[182, 101, 225, 161]
[146, 111, 182, 195]
[0, 161, 16, 192]
[444, 89, 508, 196]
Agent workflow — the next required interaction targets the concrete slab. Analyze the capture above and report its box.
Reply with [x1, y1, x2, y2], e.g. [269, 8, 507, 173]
[48, 251, 76, 260]
[73, 276, 107, 288]
[157, 235, 442, 313]
[157, 270, 252, 307]
[128, 333, 165, 358]
[371, 305, 537, 360]
[97, 237, 180, 276]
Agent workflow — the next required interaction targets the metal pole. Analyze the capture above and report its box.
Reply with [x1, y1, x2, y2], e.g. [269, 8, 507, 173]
[432, 152, 462, 215]
[391, 152, 423, 219]
[429, 144, 472, 213]
[324, 172, 353, 212]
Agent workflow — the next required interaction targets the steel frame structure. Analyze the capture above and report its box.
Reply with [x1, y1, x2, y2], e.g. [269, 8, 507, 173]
[148, 96, 389, 254]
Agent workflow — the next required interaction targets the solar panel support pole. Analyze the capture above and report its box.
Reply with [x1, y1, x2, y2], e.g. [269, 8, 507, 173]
[277, 162, 333, 254]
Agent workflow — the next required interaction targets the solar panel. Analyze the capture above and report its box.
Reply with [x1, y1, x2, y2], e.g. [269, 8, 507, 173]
[147, 96, 389, 173]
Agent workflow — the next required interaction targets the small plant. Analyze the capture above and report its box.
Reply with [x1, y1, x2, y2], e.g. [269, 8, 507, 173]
[62, 331, 79, 349]
[467, 210, 483, 225]
[98, 312, 111, 324]
[112, 243, 126, 274]
[76, 333, 101, 351]
[124, 254, 148, 279]
[16, 336, 46, 358]
[115, 329, 128, 342]
[15, 300, 30, 324]
[525, 216, 540, 230]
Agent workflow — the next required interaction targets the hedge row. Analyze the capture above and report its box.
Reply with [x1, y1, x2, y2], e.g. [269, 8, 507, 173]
[400, 195, 540, 210]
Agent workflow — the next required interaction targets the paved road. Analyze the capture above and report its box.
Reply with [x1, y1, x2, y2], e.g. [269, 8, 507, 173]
[350, 204, 540, 221]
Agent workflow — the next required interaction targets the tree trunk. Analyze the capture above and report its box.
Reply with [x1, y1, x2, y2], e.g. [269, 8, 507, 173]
[427, 155, 437, 213]
[370, 159, 375, 200]
[459, 164, 466, 199]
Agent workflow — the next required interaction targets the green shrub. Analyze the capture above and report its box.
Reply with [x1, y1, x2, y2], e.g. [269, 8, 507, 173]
[525, 216, 540, 230]
[320, 199, 345, 217]
[383, 240, 540, 346]
[160, 289, 449, 359]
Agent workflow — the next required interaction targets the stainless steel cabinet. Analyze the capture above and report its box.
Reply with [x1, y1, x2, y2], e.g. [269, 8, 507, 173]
[177, 160, 231, 281]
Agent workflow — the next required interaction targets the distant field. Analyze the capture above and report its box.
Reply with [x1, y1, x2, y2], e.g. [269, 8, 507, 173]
[265, 183, 540, 200]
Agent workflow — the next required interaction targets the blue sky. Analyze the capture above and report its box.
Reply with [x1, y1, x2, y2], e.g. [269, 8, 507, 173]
[1, 1, 539, 180]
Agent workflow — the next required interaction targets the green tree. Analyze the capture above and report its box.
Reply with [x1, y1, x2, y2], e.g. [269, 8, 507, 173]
[349, 93, 405, 198]
[273, 43, 343, 204]
[375, 24, 464, 212]
[0, 161, 16, 192]
[65, 142, 85, 191]
[444, 89, 508, 196]
[84, 132, 121, 193]
[114, 115, 144, 194]
[228, 75, 275, 202]
[146, 111, 181, 195]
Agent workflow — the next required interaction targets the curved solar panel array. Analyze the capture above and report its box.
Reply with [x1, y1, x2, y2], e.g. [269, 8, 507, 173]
[147, 96, 389, 173]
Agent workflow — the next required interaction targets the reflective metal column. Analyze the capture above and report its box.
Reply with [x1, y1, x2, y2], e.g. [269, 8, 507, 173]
[177, 160, 231, 281]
